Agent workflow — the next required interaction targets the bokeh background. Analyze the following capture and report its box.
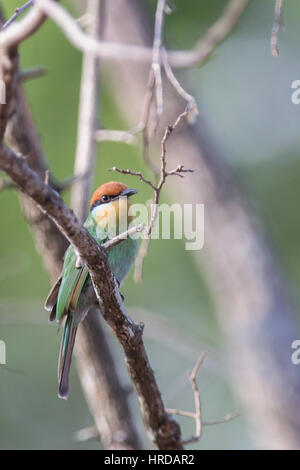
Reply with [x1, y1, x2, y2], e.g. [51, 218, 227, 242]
[1, 0, 300, 449]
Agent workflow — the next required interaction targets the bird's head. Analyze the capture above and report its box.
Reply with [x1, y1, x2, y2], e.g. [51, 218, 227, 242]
[90, 181, 138, 236]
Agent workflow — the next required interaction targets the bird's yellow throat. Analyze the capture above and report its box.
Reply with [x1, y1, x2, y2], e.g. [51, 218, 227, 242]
[91, 197, 132, 238]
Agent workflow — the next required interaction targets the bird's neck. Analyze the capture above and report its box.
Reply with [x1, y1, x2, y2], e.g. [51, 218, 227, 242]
[91, 198, 132, 239]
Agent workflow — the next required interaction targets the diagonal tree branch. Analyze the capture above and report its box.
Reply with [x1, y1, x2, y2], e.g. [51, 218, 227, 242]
[69, 0, 142, 449]
[0, 144, 183, 450]
[1, 1, 143, 451]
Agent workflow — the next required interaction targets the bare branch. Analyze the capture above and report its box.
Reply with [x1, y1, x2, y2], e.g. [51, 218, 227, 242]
[202, 412, 240, 427]
[167, 353, 239, 445]
[34, 0, 155, 64]
[152, 0, 166, 117]
[162, 47, 198, 123]
[271, 0, 284, 57]
[68, 0, 142, 449]
[1, 1, 34, 31]
[95, 129, 137, 145]
[44, 168, 50, 185]
[75, 425, 99, 443]
[70, 0, 102, 222]
[181, 352, 208, 445]
[0, 143, 182, 450]
[111, 108, 194, 282]
[0, 1, 143, 450]
[166, 409, 196, 419]
[102, 224, 145, 252]
[110, 166, 157, 191]
[167, 0, 249, 68]
[19, 65, 47, 83]
[138, 109, 194, 281]
[130, 72, 160, 175]
[0, 1, 49, 50]
[26, 0, 249, 69]
[55, 171, 90, 192]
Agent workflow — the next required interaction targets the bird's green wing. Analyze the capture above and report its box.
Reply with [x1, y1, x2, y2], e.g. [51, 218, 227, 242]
[55, 213, 107, 321]
[56, 246, 87, 321]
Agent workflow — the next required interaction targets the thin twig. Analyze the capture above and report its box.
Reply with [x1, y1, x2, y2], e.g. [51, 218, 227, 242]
[162, 47, 198, 123]
[44, 169, 50, 185]
[271, 0, 284, 57]
[167, 0, 249, 68]
[181, 352, 208, 445]
[166, 409, 239, 426]
[152, 0, 166, 117]
[95, 129, 137, 145]
[1, 1, 34, 31]
[75, 425, 99, 443]
[102, 224, 145, 251]
[111, 107, 193, 282]
[130, 72, 160, 175]
[0, 1, 48, 50]
[146, 108, 193, 239]
[19, 65, 47, 82]
[70, 0, 102, 222]
[167, 353, 239, 445]
[75, 224, 145, 268]
[109, 166, 157, 191]
[202, 412, 240, 427]
[76, 13, 92, 30]
[135, 0, 168, 177]
[55, 171, 91, 192]
[166, 409, 196, 419]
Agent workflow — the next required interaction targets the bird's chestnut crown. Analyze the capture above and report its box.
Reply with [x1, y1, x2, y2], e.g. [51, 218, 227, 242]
[90, 181, 138, 211]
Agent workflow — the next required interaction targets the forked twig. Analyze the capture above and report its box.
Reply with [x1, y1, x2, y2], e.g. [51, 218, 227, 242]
[166, 353, 239, 445]
[162, 47, 198, 123]
[111, 107, 194, 282]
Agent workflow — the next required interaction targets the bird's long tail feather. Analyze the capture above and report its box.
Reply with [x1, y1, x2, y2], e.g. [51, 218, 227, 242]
[58, 315, 78, 399]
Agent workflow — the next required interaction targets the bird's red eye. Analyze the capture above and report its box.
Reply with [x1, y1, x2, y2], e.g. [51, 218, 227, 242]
[101, 195, 109, 202]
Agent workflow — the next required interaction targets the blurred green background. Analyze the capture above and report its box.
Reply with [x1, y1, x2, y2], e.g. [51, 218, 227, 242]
[1, 0, 300, 449]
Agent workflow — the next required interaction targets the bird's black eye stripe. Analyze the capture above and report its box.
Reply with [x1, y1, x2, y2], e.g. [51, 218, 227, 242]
[90, 200, 101, 211]
[91, 195, 112, 211]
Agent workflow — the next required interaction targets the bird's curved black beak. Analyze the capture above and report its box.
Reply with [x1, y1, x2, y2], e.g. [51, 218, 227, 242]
[119, 188, 138, 198]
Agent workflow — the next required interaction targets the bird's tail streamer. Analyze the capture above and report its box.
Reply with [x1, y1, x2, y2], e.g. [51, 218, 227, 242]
[58, 315, 78, 399]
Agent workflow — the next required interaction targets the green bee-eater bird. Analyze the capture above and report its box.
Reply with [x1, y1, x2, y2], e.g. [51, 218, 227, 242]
[45, 182, 138, 399]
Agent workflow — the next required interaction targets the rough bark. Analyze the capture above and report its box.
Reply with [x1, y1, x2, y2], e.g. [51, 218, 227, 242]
[0, 143, 182, 450]
[0, 6, 142, 450]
